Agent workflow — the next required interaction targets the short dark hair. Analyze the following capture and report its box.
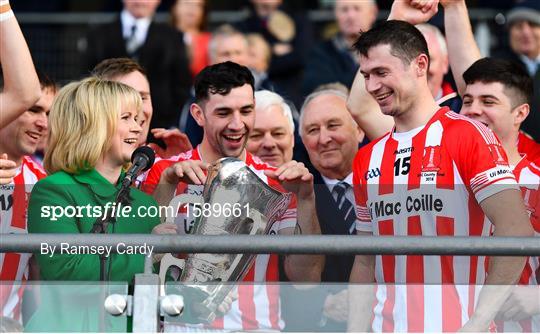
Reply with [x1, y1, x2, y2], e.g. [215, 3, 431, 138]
[194, 61, 254, 103]
[91, 58, 147, 80]
[463, 58, 533, 106]
[37, 69, 57, 92]
[0, 68, 57, 92]
[352, 20, 430, 67]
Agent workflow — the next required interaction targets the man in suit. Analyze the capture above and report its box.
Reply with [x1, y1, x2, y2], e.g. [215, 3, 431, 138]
[235, 0, 314, 108]
[303, 0, 377, 95]
[300, 83, 364, 281]
[84, 0, 191, 132]
[494, 0, 540, 139]
[294, 83, 364, 329]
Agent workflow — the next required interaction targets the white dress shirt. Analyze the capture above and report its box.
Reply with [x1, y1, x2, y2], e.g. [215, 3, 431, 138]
[121, 10, 152, 50]
[321, 173, 355, 206]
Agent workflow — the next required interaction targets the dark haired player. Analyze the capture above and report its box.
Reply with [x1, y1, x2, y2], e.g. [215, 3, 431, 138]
[0, 70, 56, 322]
[348, 20, 533, 332]
[143, 61, 322, 331]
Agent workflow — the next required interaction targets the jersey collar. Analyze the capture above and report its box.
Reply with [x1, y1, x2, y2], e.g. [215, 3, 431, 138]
[390, 107, 450, 141]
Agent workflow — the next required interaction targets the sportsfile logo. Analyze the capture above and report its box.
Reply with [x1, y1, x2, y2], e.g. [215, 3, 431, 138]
[368, 194, 443, 219]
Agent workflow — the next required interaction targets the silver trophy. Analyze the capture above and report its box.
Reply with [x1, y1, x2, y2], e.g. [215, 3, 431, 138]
[160, 157, 292, 324]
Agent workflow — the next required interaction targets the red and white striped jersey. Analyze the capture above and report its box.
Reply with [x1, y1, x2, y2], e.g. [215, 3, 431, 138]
[518, 131, 540, 162]
[352, 108, 518, 332]
[143, 147, 296, 331]
[496, 158, 540, 333]
[0, 156, 46, 321]
[135, 154, 164, 188]
[514, 157, 540, 285]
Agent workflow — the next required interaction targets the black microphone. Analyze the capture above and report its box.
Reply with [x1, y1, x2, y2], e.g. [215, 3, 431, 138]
[121, 146, 155, 188]
[91, 147, 155, 235]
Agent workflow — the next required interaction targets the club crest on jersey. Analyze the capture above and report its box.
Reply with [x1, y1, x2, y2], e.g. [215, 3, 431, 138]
[421, 146, 441, 172]
[488, 144, 508, 165]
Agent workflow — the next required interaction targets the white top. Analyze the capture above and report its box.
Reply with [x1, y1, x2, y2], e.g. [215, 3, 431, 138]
[121, 10, 152, 48]
[519, 53, 540, 76]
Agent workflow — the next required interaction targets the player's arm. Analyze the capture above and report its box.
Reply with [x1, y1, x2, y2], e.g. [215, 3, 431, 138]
[497, 285, 540, 321]
[150, 160, 208, 220]
[440, 0, 481, 96]
[347, 157, 376, 331]
[462, 189, 534, 331]
[0, 2, 41, 128]
[265, 161, 324, 282]
[387, 0, 439, 24]
[497, 179, 540, 321]
[282, 193, 323, 282]
[347, 236, 376, 332]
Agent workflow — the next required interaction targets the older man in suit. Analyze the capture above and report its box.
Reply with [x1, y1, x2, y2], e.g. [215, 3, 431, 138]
[300, 83, 364, 282]
[285, 83, 364, 330]
[84, 0, 191, 132]
[494, 0, 540, 139]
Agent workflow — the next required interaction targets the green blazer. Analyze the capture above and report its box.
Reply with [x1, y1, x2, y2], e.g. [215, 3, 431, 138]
[26, 168, 161, 332]
[28, 168, 160, 282]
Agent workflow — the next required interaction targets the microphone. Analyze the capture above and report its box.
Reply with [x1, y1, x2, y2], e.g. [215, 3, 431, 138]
[121, 146, 155, 188]
[91, 147, 155, 235]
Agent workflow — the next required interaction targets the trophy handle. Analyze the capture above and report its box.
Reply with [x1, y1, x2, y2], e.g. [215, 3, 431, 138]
[159, 193, 203, 295]
[221, 209, 265, 280]
[159, 254, 185, 296]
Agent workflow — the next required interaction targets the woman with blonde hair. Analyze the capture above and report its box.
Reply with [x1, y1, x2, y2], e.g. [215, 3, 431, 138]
[25, 77, 175, 331]
[28, 77, 171, 282]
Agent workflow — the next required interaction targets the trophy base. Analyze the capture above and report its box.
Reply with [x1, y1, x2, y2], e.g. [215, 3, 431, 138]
[171, 285, 216, 324]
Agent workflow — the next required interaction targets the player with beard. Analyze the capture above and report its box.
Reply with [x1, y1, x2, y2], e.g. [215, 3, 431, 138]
[143, 61, 322, 331]
[0, 71, 55, 323]
[348, 19, 533, 332]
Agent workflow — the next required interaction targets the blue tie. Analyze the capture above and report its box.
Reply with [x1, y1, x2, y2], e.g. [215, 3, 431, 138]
[126, 24, 138, 56]
[332, 181, 355, 234]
